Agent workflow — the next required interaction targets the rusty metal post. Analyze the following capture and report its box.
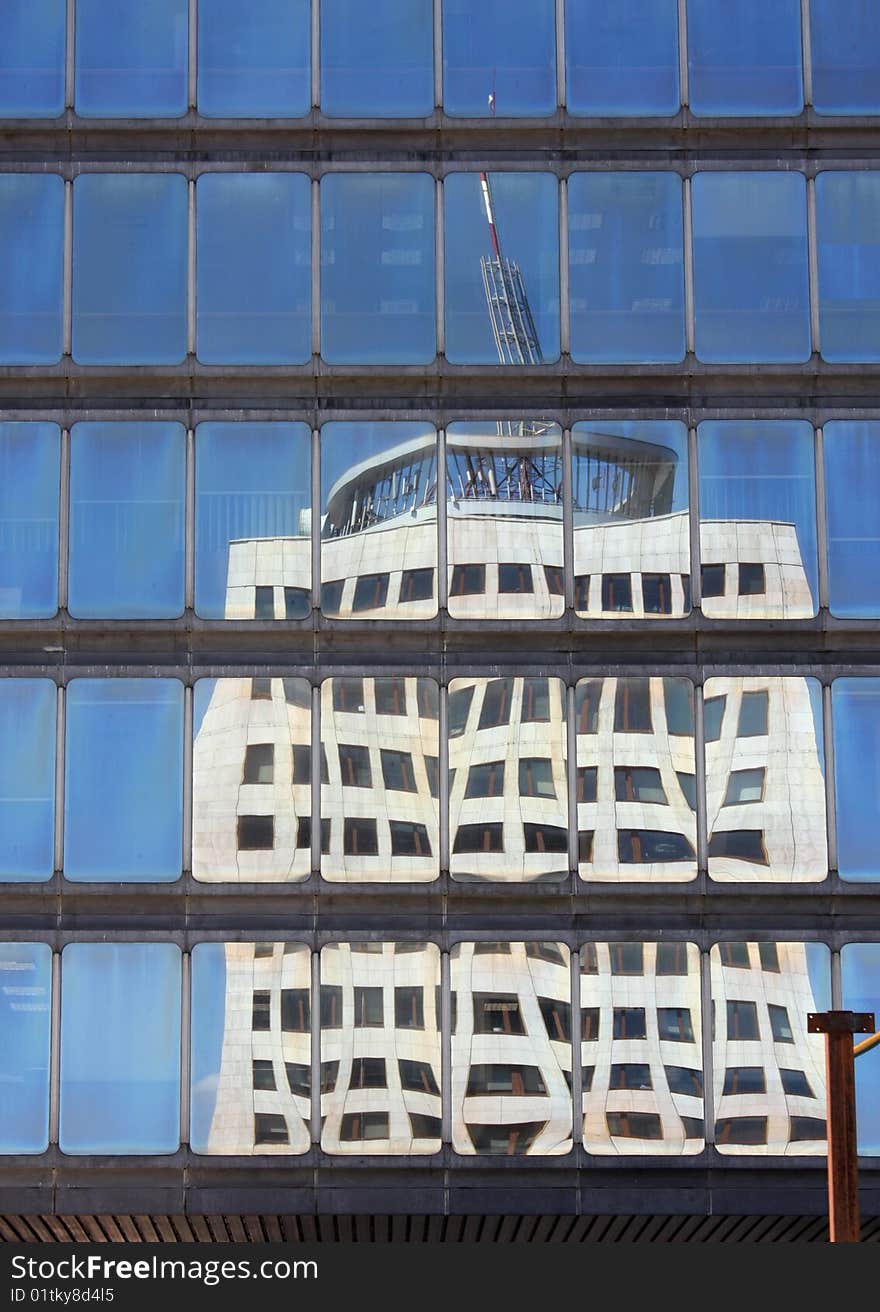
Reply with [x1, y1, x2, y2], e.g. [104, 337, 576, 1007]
[808, 1010, 875, 1244]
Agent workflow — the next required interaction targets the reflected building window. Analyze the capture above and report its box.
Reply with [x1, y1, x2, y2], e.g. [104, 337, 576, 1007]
[446, 423, 563, 620]
[449, 677, 567, 883]
[711, 942, 830, 1155]
[576, 676, 697, 883]
[320, 423, 438, 620]
[191, 942, 311, 1155]
[452, 943, 572, 1155]
[704, 677, 826, 883]
[321, 944, 441, 1154]
[321, 678, 439, 882]
[581, 942, 703, 1155]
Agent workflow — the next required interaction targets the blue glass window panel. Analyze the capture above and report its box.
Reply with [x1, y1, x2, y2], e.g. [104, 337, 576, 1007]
[198, 0, 310, 118]
[72, 174, 188, 365]
[320, 0, 433, 117]
[443, 0, 555, 117]
[0, 174, 63, 364]
[686, 0, 803, 116]
[190, 943, 226, 1153]
[691, 172, 811, 363]
[74, 0, 187, 117]
[0, 0, 65, 118]
[0, 944, 51, 1153]
[195, 423, 311, 618]
[196, 173, 311, 365]
[698, 421, 818, 615]
[568, 172, 684, 363]
[824, 423, 880, 617]
[0, 423, 60, 619]
[321, 174, 435, 364]
[64, 679, 184, 882]
[842, 946, 880, 1152]
[810, 0, 880, 114]
[565, 0, 679, 116]
[816, 172, 880, 362]
[68, 423, 185, 619]
[60, 943, 181, 1154]
[833, 679, 880, 881]
[0, 680, 55, 882]
[445, 172, 558, 364]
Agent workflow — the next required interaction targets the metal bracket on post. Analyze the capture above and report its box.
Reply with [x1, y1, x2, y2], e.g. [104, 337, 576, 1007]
[807, 1010, 875, 1244]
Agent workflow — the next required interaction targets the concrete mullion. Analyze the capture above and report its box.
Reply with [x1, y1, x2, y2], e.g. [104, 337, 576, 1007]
[434, 0, 443, 109]
[561, 426, 574, 611]
[57, 426, 70, 613]
[184, 428, 195, 611]
[830, 947, 842, 1009]
[187, 179, 197, 357]
[53, 684, 66, 878]
[48, 951, 62, 1146]
[688, 425, 701, 608]
[438, 680, 450, 873]
[559, 176, 570, 356]
[800, 0, 813, 108]
[180, 950, 191, 1146]
[569, 946, 583, 1151]
[311, 0, 320, 109]
[814, 425, 830, 612]
[700, 948, 715, 1146]
[311, 683, 322, 876]
[183, 683, 194, 876]
[435, 177, 445, 358]
[807, 175, 821, 357]
[694, 683, 709, 878]
[188, 0, 198, 111]
[311, 950, 321, 1142]
[65, 0, 75, 110]
[823, 681, 839, 876]
[311, 427, 321, 612]
[682, 175, 695, 356]
[62, 181, 73, 357]
[437, 426, 448, 612]
[311, 179, 321, 357]
[440, 949, 451, 1145]
[555, 0, 566, 109]
[566, 683, 578, 882]
[677, 0, 689, 107]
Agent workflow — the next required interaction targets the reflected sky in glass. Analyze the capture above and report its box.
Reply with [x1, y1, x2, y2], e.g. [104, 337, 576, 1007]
[824, 422, 880, 617]
[443, 0, 555, 117]
[445, 172, 558, 364]
[568, 172, 684, 363]
[841, 945, 880, 1153]
[565, 0, 679, 117]
[75, 0, 187, 117]
[810, 0, 880, 114]
[0, 174, 63, 364]
[698, 421, 818, 616]
[321, 422, 438, 619]
[190, 943, 226, 1151]
[816, 172, 880, 363]
[60, 943, 181, 1154]
[195, 422, 310, 619]
[64, 679, 183, 882]
[0, 422, 60, 619]
[687, 0, 803, 116]
[68, 423, 185, 619]
[198, 0, 310, 118]
[0, 679, 55, 882]
[692, 172, 811, 363]
[321, 174, 435, 364]
[0, 0, 65, 117]
[73, 174, 188, 365]
[833, 679, 880, 881]
[197, 173, 311, 365]
[320, 0, 433, 117]
[0, 943, 51, 1153]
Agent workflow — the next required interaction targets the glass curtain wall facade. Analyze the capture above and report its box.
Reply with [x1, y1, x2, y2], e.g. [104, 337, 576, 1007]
[1, 0, 879, 1236]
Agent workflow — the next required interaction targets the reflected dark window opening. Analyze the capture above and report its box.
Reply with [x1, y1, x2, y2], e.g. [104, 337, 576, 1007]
[320, 985, 343, 1028]
[251, 677, 272, 701]
[338, 743, 372, 788]
[737, 690, 769, 737]
[390, 821, 431, 857]
[478, 678, 513, 729]
[466, 1065, 547, 1096]
[409, 1113, 441, 1139]
[727, 1000, 760, 1041]
[281, 988, 310, 1032]
[321, 579, 344, 613]
[237, 815, 274, 850]
[574, 574, 590, 610]
[524, 823, 567, 853]
[577, 766, 597, 803]
[780, 1068, 814, 1097]
[353, 986, 383, 1027]
[254, 1113, 288, 1145]
[473, 994, 526, 1036]
[254, 585, 274, 619]
[602, 573, 633, 612]
[453, 822, 504, 854]
[723, 1066, 766, 1095]
[618, 830, 695, 862]
[719, 942, 751, 969]
[538, 997, 571, 1041]
[577, 830, 594, 862]
[252, 990, 271, 1031]
[759, 942, 781, 973]
[613, 1008, 647, 1040]
[704, 694, 726, 742]
[350, 1058, 386, 1089]
[576, 680, 601, 733]
[522, 677, 551, 723]
[658, 1008, 695, 1042]
[284, 677, 310, 708]
[543, 564, 564, 596]
[333, 678, 365, 712]
[343, 817, 378, 855]
[320, 1061, 339, 1093]
[582, 1007, 600, 1041]
[738, 563, 766, 596]
[582, 943, 598, 974]
[465, 760, 505, 798]
[663, 677, 694, 736]
[252, 1060, 275, 1091]
[417, 681, 438, 719]
[285, 1064, 310, 1098]
[375, 678, 407, 716]
[399, 1059, 439, 1095]
[790, 1117, 827, 1141]
[614, 678, 652, 733]
[769, 1003, 795, 1043]
[498, 562, 534, 594]
[609, 1063, 652, 1091]
[380, 749, 416, 792]
[656, 942, 689, 976]
[615, 766, 667, 805]
[399, 567, 433, 603]
[448, 686, 474, 736]
[394, 986, 424, 1029]
[424, 754, 439, 797]
[701, 563, 726, 598]
[450, 563, 486, 596]
[466, 1122, 543, 1155]
[708, 830, 769, 865]
[295, 816, 331, 852]
[519, 758, 556, 798]
[677, 772, 697, 811]
[352, 572, 389, 613]
[284, 585, 310, 618]
[665, 1065, 703, 1097]
[582, 1065, 595, 1091]
[723, 768, 765, 806]
[340, 1112, 389, 1142]
[716, 1117, 768, 1146]
[243, 743, 274, 785]
[609, 943, 644, 975]
[606, 1111, 663, 1140]
[643, 573, 672, 614]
